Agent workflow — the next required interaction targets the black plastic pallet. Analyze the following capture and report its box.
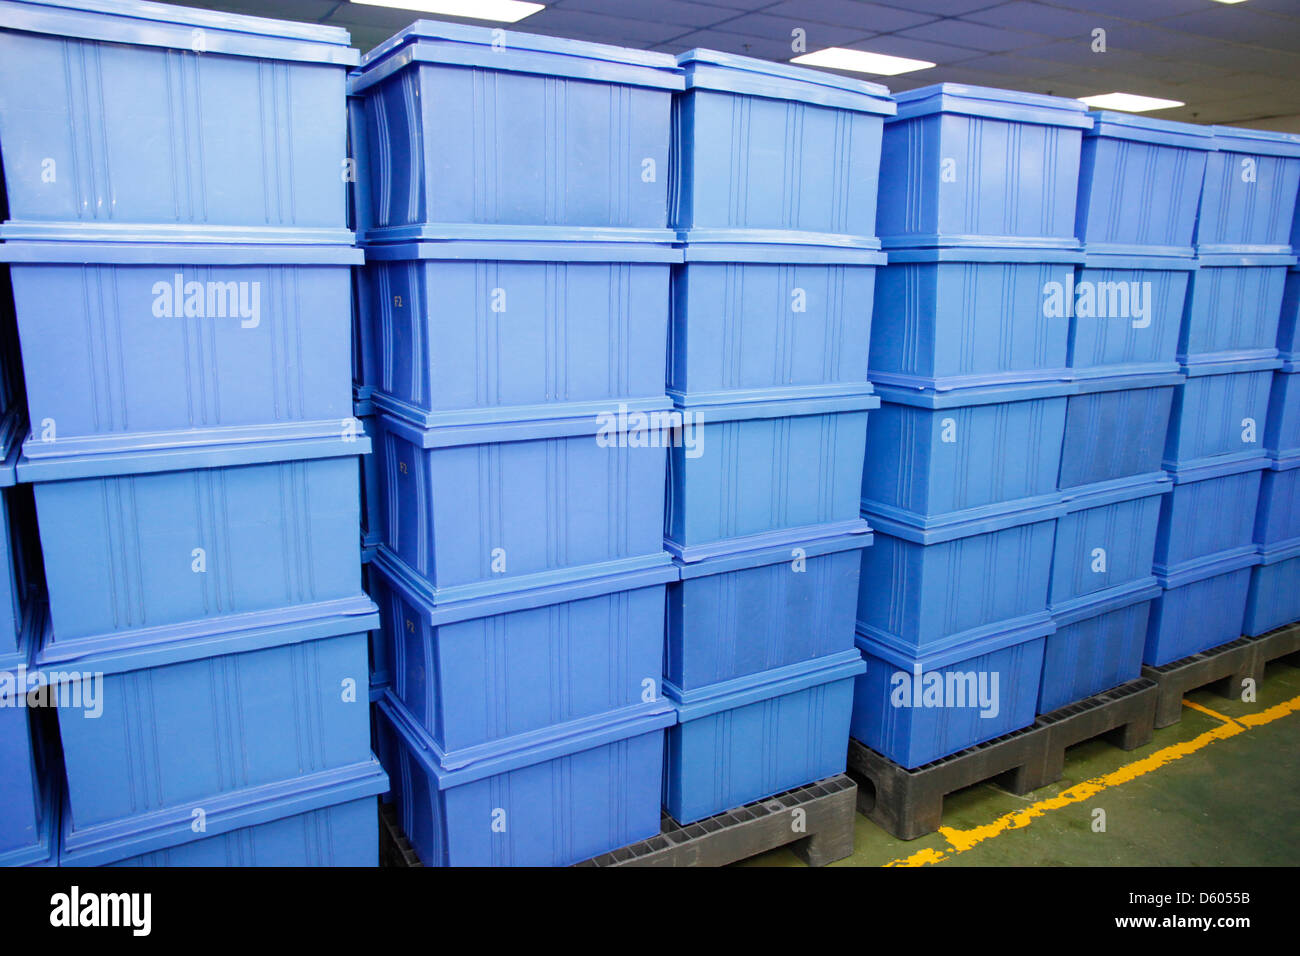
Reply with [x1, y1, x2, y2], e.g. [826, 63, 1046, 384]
[378, 801, 423, 868]
[1141, 623, 1300, 728]
[1016, 678, 1157, 792]
[847, 678, 1158, 841]
[578, 775, 858, 867]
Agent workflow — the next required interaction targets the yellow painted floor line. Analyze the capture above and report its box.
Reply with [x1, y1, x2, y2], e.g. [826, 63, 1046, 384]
[1181, 699, 1244, 726]
[883, 693, 1300, 867]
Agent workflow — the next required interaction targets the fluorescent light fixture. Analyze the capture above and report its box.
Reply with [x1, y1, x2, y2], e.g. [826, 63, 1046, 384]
[349, 0, 545, 23]
[791, 47, 935, 76]
[1078, 92, 1185, 113]
[1210, 0, 1249, 4]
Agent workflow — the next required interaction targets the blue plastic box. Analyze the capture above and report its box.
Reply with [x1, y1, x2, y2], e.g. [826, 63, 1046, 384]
[1075, 112, 1212, 256]
[1244, 542, 1300, 637]
[1265, 368, 1300, 456]
[4, 241, 361, 460]
[46, 606, 380, 863]
[22, 435, 368, 653]
[359, 415, 381, 560]
[103, 791, 382, 867]
[869, 247, 1077, 390]
[373, 410, 669, 601]
[0, 708, 56, 867]
[666, 392, 875, 560]
[1040, 579, 1158, 714]
[1164, 360, 1278, 468]
[360, 239, 677, 425]
[667, 525, 870, 692]
[1180, 253, 1293, 366]
[1146, 548, 1258, 666]
[668, 243, 884, 402]
[1196, 127, 1300, 254]
[1256, 454, 1300, 547]
[664, 649, 863, 824]
[1066, 254, 1192, 377]
[1157, 456, 1266, 570]
[370, 547, 672, 752]
[1059, 373, 1180, 491]
[0, 606, 56, 868]
[377, 691, 672, 867]
[1051, 474, 1169, 609]
[862, 383, 1068, 522]
[671, 50, 894, 241]
[350, 21, 682, 240]
[0, 0, 358, 241]
[877, 84, 1092, 248]
[851, 621, 1048, 770]
[0, 412, 40, 665]
[858, 500, 1058, 655]
[1279, 268, 1300, 362]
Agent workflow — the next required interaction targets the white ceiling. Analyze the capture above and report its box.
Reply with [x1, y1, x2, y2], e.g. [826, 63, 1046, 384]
[164, 1, 1300, 126]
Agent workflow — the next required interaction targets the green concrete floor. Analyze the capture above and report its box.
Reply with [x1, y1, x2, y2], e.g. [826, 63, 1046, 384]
[739, 659, 1300, 867]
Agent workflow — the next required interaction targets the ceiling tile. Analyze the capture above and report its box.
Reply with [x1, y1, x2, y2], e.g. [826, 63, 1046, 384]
[521, 8, 686, 44]
[844, 33, 988, 66]
[948, 52, 1076, 80]
[1158, 9, 1300, 49]
[964, 2, 1119, 38]
[717, 13, 875, 48]
[761, 1, 938, 33]
[550, 0, 729, 29]
[871, 0, 1005, 14]
[1046, 0, 1194, 20]
[895, 19, 1044, 53]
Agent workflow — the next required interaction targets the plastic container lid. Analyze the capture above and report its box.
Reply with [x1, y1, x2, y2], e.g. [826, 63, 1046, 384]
[1059, 471, 1172, 514]
[670, 389, 879, 421]
[874, 379, 1075, 409]
[34, 595, 378, 675]
[0, 220, 359, 247]
[380, 690, 676, 789]
[1080, 251, 1198, 270]
[1257, 536, 1300, 566]
[885, 245, 1083, 264]
[1211, 125, 1300, 159]
[674, 522, 872, 579]
[677, 49, 895, 116]
[0, 241, 363, 266]
[890, 83, 1093, 129]
[362, 235, 681, 264]
[1180, 355, 1282, 377]
[865, 494, 1064, 546]
[372, 543, 675, 622]
[1155, 543, 1260, 587]
[1085, 111, 1213, 151]
[1050, 576, 1161, 627]
[0, 0, 359, 66]
[678, 236, 886, 262]
[352, 19, 683, 93]
[856, 612, 1054, 673]
[58, 760, 388, 867]
[664, 648, 865, 722]
[18, 428, 369, 483]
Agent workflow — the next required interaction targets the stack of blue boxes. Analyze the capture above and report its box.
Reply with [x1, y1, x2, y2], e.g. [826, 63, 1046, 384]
[1043, 113, 1212, 707]
[0, 0, 385, 865]
[662, 51, 892, 822]
[854, 86, 1093, 768]
[0, 251, 52, 866]
[1244, 190, 1300, 636]
[351, 21, 682, 866]
[1148, 127, 1300, 662]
